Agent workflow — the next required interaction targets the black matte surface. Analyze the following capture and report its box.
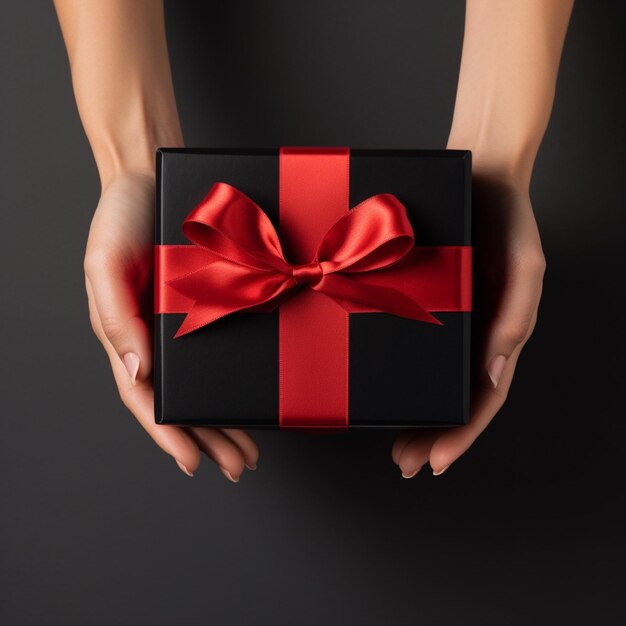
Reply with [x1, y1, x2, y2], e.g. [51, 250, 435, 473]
[156, 149, 470, 426]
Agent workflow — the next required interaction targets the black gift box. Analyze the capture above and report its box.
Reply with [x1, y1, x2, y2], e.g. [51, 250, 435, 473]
[155, 148, 471, 428]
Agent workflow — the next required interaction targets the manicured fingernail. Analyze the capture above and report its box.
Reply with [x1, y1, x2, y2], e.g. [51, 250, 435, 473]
[245, 463, 257, 471]
[176, 460, 194, 477]
[401, 467, 421, 479]
[487, 354, 507, 388]
[220, 467, 239, 483]
[122, 352, 140, 384]
[433, 464, 450, 476]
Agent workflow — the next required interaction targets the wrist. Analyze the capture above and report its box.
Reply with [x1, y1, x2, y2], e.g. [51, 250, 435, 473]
[446, 130, 538, 192]
[91, 120, 183, 191]
[71, 57, 184, 189]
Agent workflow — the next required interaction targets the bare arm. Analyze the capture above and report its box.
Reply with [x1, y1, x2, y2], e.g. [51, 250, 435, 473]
[395, 0, 574, 477]
[447, 0, 574, 186]
[55, 0, 258, 481]
[54, 0, 183, 188]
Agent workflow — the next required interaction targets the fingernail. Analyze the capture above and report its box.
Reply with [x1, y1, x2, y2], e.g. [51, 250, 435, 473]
[220, 467, 239, 483]
[487, 354, 507, 388]
[176, 460, 194, 477]
[245, 463, 257, 471]
[401, 467, 421, 479]
[122, 352, 140, 384]
[433, 464, 450, 476]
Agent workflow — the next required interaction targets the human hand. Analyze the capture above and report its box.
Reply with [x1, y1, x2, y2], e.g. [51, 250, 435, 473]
[84, 173, 259, 481]
[392, 175, 546, 477]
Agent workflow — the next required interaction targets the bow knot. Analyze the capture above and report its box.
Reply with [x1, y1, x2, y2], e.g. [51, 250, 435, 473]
[166, 182, 441, 337]
[292, 262, 324, 285]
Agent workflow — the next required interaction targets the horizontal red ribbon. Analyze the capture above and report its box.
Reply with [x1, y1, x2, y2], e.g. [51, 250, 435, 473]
[155, 148, 471, 428]
[155, 242, 472, 319]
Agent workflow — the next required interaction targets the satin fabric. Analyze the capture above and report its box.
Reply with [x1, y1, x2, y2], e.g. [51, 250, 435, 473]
[154, 183, 472, 334]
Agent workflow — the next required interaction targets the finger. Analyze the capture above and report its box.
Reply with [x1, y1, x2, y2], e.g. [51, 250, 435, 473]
[396, 431, 440, 479]
[112, 364, 201, 476]
[394, 252, 543, 477]
[188, 427, 247, 483]
[84, 255, 152, 384]
[391, 429, 418, 465]
[220, 428, 260, 469]
[391, 428, 438, 465]
[483, 250, 545, 389]
[87, 286, 201, 475]
[429, 328, 528, 475]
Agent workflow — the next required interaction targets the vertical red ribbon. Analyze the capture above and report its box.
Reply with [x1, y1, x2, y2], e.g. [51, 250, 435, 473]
[278, 148, 350, 428]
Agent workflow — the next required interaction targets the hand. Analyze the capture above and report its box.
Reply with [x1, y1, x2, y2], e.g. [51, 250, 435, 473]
[84, 172, 259, 481]
[392, 175, 546, 477]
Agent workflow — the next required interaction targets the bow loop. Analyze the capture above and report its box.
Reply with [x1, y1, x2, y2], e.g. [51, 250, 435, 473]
[315, 193, 415, 274]
[183, 182, 289, 273]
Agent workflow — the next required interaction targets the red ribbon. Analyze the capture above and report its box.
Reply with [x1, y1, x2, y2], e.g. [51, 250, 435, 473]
[155, 147, 472, 428]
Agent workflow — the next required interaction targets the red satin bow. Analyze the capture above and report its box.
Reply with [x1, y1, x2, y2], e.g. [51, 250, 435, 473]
[164, 182, 443, 338]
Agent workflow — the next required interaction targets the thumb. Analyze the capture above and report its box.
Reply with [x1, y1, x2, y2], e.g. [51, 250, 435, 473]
[84, 250, 152, 384]
[483, 250, 545, 389]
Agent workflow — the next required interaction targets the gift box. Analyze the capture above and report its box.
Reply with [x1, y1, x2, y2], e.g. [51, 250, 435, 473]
[154, 147, 471, 428]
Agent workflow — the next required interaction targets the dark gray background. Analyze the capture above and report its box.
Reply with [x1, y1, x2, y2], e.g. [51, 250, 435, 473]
[1, 1, 624, 624]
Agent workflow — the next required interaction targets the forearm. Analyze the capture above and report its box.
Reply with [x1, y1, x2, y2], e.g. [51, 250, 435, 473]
[447, 0, 574, 188]
[54, 0, 183, 189]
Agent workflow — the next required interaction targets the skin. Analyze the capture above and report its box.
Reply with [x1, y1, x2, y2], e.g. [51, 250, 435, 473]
[402, 0, 574, 478]
[54, 0, 573, 481]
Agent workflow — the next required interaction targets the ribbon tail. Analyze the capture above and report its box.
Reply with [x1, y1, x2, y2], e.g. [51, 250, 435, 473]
[315, 274, 442, 325]
[167, 260, 294, 337]
[173, 302, 233, 338]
